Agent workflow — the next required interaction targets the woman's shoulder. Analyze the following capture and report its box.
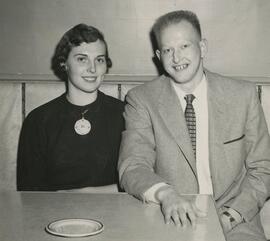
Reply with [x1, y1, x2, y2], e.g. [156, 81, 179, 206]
[100, 91, 125, 110]
[25, 94, 66, 122]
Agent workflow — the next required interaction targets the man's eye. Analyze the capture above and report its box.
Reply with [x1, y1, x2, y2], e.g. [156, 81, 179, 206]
[162, 48, 172, 54]
[181, 44, 190, 49]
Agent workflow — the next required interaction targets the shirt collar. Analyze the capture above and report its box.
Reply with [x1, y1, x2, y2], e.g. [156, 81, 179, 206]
[171, 74, 207, 102]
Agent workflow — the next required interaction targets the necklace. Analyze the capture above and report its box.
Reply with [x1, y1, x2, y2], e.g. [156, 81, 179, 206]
[74, 109, 91, 135]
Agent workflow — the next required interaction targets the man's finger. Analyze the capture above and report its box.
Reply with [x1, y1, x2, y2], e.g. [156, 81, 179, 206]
[186, 206, 197, 228]
[171, 209, 181, 226]
[162, 207, 172, 224]
[178, 208, 188, 228]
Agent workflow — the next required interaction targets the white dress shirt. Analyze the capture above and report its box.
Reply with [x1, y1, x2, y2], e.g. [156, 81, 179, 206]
[144, 74, 213, 203]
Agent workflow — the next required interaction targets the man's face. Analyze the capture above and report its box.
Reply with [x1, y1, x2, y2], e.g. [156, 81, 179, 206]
[65, 40, 107, 94]
[156, 20, 207, 85]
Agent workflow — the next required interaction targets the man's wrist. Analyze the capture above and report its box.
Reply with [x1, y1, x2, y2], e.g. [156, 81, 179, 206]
[143, 183, 169, 203]
[227, 208, 243, 223]
[155, 185, 174, 202]
[222, 208, 243, 229]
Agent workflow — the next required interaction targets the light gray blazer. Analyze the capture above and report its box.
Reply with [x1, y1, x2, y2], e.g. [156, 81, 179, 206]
[119, 70, 270, 225]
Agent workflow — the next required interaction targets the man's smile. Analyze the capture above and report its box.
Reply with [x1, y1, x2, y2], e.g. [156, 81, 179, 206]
[173, 63, 189, 71]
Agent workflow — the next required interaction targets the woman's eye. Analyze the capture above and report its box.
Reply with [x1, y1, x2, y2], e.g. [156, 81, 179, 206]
[96, 57, 105, 64]
[77, 56, 87, 63]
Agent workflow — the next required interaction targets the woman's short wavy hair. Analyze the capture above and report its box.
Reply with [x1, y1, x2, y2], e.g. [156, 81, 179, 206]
[51, 24, 112, 81]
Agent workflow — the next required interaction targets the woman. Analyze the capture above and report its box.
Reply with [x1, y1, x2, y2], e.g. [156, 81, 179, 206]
[17, 24, 124, 192]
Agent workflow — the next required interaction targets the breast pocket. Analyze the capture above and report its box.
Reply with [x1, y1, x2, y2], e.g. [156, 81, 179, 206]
[223, 134, 245, 145]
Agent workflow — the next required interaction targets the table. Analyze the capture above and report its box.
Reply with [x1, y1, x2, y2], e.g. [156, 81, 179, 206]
[0, 192, 226, 241]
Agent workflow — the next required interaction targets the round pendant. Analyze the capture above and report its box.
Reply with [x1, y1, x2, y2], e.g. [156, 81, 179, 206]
[74, 118, 91, 135]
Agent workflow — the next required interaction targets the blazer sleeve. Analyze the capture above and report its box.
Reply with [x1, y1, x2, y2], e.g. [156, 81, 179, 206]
[118, 89, 167, 200]
[228, 85, 270, 221]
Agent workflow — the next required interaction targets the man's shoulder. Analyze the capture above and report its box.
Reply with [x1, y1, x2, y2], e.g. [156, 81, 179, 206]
[127, 75, 167, 98]
[206, 70, 256, 92]
[206, 70, 259, 108]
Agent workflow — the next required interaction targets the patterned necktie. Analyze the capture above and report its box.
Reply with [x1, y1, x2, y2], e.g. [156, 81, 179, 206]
[184, 94, 196, 159]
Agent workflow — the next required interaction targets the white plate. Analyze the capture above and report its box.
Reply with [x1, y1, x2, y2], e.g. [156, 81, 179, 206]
[45, 218, 104, 237]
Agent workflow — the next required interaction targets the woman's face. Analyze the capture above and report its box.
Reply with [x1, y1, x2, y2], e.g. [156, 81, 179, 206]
[65, 40, 107, 95]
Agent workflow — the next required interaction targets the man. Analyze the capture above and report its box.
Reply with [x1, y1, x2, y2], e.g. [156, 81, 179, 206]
[118, 10, 270, 241]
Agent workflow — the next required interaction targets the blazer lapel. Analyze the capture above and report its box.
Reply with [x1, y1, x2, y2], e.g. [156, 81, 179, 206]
[206, 71, 228, 197]
[158, 77, 197, 176]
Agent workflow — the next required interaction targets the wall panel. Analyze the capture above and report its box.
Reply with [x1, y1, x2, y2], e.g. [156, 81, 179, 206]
[1, 0, 270, 78]
[25, 82, 65, 116]
[261, 85, 270, 130]
[0, 83, 22, 190]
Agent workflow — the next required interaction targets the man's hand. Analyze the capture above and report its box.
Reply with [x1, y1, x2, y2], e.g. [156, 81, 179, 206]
[156, 186, 206, 228]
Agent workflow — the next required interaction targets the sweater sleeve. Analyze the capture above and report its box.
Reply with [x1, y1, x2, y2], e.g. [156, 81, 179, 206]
[17, 112, 48, 191]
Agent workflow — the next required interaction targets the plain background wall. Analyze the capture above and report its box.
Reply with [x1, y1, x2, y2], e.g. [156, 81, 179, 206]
[0, 0, 270, 78]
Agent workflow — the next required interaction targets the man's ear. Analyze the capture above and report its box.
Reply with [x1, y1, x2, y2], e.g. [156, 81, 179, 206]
[156, 49, 161, 61]
[200, 38, 208, 58]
